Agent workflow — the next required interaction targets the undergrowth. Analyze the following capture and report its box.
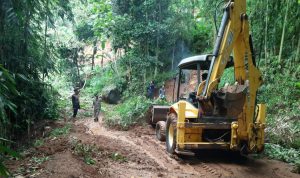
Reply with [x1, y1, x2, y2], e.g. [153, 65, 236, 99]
[264, 143, 300, 173]
[50, 124, 71, 137]
[256, 59, 300, 167]
[85, 65, 173, 130]
[103, 97, 170, 130]
[72, 140, 97, 165]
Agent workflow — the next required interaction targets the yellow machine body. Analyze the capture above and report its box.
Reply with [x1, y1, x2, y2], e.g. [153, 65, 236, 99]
[167, 0, 266, 154]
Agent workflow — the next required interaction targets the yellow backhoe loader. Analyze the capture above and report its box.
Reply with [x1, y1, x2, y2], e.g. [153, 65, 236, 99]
[151, 0, 266, 155]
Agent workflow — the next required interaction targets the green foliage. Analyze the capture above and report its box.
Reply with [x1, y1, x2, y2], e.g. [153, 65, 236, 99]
[265, 143, 300, 172]
[104, 96, 152, 129]
[218, 67, 235, 89]
[104, 95, 171, 130]
[50, 124, 71, 137]
[0, 140, 20, 177]
[72, 140, 97, 165]
[30, 156, 49, 165]
[258, 59, 300, 149]
[0, 66, 17, 127]
[84, 156, 96, 165]
[33, 139, 44, 147]
[111, 152, 127, 162]
[0, 0, 73, 145]
[75, 22, 95, 42]
[88, 67, 124, 94]
[249, 0, 299, 60]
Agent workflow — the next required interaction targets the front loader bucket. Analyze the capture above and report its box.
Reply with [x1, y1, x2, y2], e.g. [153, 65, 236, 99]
[150, 105, 170, 124]
[214, 84, 247, 117]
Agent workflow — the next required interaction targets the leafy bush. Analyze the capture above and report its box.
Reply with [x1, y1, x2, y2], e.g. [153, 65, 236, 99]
[30, 156, 49, 165]
[50, 124, 71, 137]
[72, 140, 97, 165]
[104, 96, 152, 129]
[87, 67, 126, 96]
[104, 96, 171, 129]
[264, 143, 300, 173]
[0, 139, 20, 177]
[258, 59, 300, 149]
[218, 67, 235, 88]
[111, 152, 127, 162]
[0, 66, 17, 135]
[33, 139, 44, 147]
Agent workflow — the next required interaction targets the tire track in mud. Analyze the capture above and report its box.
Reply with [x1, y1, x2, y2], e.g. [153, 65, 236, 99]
[78, 118, 299, 178]
[79, 119, 211, 177]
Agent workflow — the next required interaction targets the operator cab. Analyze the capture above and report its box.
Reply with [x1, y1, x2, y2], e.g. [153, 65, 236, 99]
[177, 54, 234, 107]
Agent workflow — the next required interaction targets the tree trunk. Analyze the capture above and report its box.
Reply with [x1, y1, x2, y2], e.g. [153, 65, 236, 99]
[27, 118, 31, 142]
[24, 6, 31, 140]
[42, 0, 49, 81]
[154, 37, 159, 77]
[154, 0, 161, 77]
[0, 0, 4, 64]
[264, 0, 268, 66]
[101, 52, 104, 67]
[73, 48, 80, 80]
[191, 0, 195, 19]
[181, 40, 184, 59]
[91, 40, 97, 70]
[114, 50, 119, 76]
[296, 35, 300, 64]
[278, 0, 290, 63]
[143, 71, 146, 95]
[172, 44, 175, 70]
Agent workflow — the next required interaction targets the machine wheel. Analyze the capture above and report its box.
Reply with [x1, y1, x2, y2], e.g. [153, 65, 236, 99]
[166, 113, 177, 154]
[155, 121, 166, 141]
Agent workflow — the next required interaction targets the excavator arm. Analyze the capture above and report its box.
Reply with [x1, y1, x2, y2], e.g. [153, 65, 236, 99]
[158, 0, 266, 155]
[199, 0, 266, 152]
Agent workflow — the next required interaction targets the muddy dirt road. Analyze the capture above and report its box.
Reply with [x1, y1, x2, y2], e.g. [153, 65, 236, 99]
[8, 117, 299, 178]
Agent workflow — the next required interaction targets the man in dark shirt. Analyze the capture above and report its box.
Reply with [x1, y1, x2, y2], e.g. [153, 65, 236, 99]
[72, 88, 80, 120]
[148, 81, 155, 99]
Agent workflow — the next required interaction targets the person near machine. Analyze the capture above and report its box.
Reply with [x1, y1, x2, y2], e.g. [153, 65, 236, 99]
[147, 81, 155, 99]
[71, 88, 80, 120]
[159, 85, 166, 100]
[93, 94, 101, 122]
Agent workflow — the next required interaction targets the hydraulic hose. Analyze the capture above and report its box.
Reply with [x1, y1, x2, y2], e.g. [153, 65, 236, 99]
[202, 4, 230, 96]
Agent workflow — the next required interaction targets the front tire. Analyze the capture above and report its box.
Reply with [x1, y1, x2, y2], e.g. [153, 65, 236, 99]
[155, 121, 166, 141]
[166, 113, 177, 154]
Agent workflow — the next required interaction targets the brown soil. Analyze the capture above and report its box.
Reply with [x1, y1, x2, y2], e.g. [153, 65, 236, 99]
[7, 116, 299, 178]
[164, 71, 198, 102]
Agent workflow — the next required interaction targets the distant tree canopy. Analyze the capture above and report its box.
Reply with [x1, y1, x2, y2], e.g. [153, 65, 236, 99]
[87, 0, 299, 95]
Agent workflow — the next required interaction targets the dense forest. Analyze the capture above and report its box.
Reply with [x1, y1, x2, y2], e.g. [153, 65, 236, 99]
[0, 0, 299, 176]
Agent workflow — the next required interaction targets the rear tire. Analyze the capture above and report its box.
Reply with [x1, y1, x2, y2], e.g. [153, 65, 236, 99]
[146, 107, 156, 128]
[155, 121, 166, 141]
[166, 113, 177, 154]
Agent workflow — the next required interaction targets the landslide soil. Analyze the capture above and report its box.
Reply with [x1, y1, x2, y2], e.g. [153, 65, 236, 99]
[7, 116, 299, 178]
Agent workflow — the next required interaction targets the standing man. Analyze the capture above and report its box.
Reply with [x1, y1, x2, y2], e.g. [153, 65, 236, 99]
[148, 81, 155, 99]
[159, 85, 166, 100]
[72, 88, 80, 120]
[93, 94, 101, 122]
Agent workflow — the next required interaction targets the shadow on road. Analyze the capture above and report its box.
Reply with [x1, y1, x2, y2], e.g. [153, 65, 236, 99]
[179, 150, 265, 166]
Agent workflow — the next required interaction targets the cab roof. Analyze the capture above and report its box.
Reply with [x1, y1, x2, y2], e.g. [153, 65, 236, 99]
[178, 54, 234, 70]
